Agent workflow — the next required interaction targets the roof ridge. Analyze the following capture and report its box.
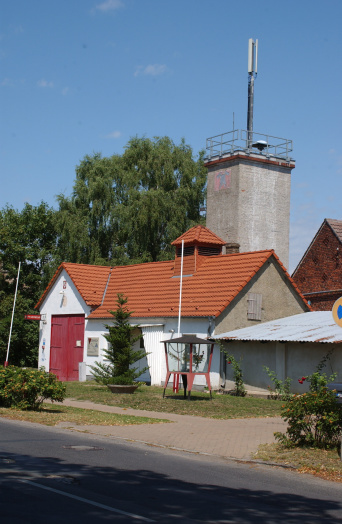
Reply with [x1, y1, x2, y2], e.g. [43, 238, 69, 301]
[223, 249, 274, 257]
[62, 262, 111, 269]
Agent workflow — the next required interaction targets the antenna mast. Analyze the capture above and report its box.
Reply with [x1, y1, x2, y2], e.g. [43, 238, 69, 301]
[247, 38, 258, 148]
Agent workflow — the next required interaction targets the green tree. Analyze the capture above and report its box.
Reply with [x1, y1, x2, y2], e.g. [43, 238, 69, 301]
[55, 153, 123, 265]
[0, 202, 57, 366]
[90, 294, 148, 385]
[56, 136, 207, 265]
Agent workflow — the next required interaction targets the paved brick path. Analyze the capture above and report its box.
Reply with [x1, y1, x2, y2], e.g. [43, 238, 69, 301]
[55, 399, 287, 460]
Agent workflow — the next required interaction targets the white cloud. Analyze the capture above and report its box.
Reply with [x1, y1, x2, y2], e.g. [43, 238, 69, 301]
[62, 87, 70, 96]
[37, 79, 54, 88]
[94, 0, 123, 12]
[105, 131, 121, 139]
[1, 78, 14, 86]
[134, 64, 167, 77]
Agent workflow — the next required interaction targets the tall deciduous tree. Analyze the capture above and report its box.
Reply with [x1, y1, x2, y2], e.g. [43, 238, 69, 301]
[55, 136, 207, 265]
[0, 202, 57, 366]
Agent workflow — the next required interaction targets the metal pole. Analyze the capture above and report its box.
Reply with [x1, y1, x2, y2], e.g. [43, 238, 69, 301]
[4, 261, 21, 367]
[247, 73, 254, 149]
[177, 240, 184, 337]
[247, 38, 258, 150]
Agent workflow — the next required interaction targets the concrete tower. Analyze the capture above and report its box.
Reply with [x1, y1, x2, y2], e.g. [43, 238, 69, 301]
[205, 132, 295, 268]
[205, 40, 295, 269]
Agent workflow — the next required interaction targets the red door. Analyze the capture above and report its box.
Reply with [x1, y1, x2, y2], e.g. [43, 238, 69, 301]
[50, 315, 85, 381]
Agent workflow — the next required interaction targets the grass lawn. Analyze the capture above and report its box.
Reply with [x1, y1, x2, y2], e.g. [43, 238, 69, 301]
[65, 382, 283, 419]
[0, 405, 167, 426]
[253, 443, 342, 483]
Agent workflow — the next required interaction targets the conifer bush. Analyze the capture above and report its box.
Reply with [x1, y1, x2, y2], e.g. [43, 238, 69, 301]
[90, 294, 149, 386]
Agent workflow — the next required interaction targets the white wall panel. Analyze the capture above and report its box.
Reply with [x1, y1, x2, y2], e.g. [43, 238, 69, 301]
[141, 325, 165, 385]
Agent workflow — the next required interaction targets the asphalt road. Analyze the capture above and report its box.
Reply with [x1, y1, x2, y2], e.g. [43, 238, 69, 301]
[1, 418, 342, 523]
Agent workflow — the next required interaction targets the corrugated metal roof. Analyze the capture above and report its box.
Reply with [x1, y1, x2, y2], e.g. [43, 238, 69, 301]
[213, 311, 342, 344]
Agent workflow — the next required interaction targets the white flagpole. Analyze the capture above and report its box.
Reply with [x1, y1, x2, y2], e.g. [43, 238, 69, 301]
[5, 261, 21, 367]
[177, 240, 184, 337]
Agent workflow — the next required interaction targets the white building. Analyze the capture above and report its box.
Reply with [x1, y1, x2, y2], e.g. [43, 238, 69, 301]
[36, 226, 309, 385]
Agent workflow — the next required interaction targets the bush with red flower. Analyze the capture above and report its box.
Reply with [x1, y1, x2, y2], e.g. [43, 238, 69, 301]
[275, 351, 342, 448]
[275, 387, 342, 447]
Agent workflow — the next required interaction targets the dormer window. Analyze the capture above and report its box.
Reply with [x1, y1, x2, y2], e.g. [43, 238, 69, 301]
[176, 246, 195, 257]
[198, 246, 221, 256]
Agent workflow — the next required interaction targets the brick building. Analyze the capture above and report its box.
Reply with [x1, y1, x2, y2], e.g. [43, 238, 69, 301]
[292, 219, 342, 311]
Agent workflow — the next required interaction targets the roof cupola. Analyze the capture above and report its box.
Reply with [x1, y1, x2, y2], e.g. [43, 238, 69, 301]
[171, 225, 225, 277]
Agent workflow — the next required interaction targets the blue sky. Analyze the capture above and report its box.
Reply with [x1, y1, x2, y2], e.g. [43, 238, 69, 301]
[1, 0, 342, 272]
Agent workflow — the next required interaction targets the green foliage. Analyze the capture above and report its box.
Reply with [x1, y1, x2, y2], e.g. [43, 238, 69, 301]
[0, 136, 206, 366]
[0, 202, 58, 292]
[0, 366, 66, 410]
[263, 366, 292, 401]
[220, 344, 246, 397]
[303, 371, 337, 392]
[90, 294, 149, 385]
[275, 388, 342, 448]
[55, 136, 207, 265]
[276, 350, 341, 448]
[55, 153, 120, 265]
[298, 349, 337, 392]
[0, 292, 41, 367]
[0, 202, 58, 366]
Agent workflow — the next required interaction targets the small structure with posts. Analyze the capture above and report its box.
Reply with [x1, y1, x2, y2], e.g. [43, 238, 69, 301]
[162, 335, 214, 399]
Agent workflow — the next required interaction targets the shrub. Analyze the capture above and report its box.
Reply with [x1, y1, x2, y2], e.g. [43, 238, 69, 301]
[90, 293, 149, 386]
[298, 349, 337, 392]
[220, 344, 246, 397]
[275, 388, 342, 447]
[275, 350, 342, 448]
[0, 366, 66, 410]
[263, 366, 292, 401]
[298, 371, 337, 392]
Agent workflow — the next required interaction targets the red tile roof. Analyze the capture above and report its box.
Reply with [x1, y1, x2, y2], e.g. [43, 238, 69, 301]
[86, 250, 308, 319]
[36, 263, 112, 309]
[36, 231, 309, 318]
[172, 225, 226, 246]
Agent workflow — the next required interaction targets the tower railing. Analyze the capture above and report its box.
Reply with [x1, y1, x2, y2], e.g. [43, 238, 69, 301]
[205, 130, 293, 161]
